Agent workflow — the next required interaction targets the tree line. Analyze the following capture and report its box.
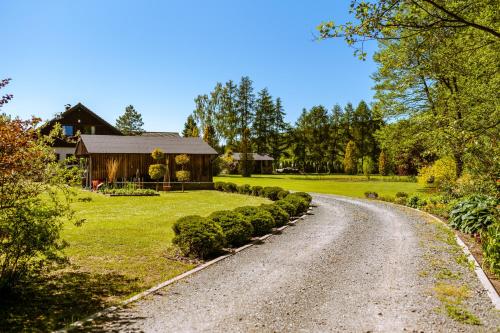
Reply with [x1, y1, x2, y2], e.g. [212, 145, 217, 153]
[318, 0, 499, 185]
[182, 76, 386, 175]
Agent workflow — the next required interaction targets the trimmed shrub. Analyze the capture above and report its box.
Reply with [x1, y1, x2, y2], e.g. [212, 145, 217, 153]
[292, 192, 312, 204]
[260, 204, 290, 227]
[234, 205, 262, 217]
[277, 190, 290, 200]
[222, 182, 237, 193]
[395, 192, 408, 198]
[275, 200, 296, 217]
[364, 191, 378, 199]
[251, 185, 263, 196]
[284, 194, 309, 216]
[209, 210, 253, 247]
[248, 211, 275, 236]
[237, 184, 252, 195]
[261, 186, 284, 201]
[449, 195, 498, 234]
[172, 215, 225, 259]
[214, 182, 225, 191]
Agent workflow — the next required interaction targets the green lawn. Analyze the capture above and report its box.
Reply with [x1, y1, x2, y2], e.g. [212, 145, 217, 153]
[64, 190, 270, 291]
[1, 190, 269, 331]
[215, 174, 426, 198]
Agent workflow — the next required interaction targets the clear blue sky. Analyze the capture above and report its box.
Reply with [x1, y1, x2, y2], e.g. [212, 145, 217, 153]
[1, 0, 377, 132]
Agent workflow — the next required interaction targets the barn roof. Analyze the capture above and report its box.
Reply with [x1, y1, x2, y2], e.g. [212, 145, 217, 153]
[76, 135, 218, 155]
[232, 153, 274, 161]
[141, 131, 180, 138]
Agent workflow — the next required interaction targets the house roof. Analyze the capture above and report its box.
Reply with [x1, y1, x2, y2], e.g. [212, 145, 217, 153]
[76, 135, 218, 155]
[232, 153, 274, 161]
[42, 102, 122, 135]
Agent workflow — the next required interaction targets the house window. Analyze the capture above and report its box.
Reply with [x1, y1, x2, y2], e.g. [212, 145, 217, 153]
[62, 125, 74, 136]
[83, 125, 96, 134]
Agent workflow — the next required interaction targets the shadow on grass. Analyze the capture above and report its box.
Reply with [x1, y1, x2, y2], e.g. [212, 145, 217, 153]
[0, 271, 142, 332]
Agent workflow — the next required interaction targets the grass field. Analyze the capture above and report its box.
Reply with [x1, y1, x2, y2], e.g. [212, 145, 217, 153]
[64, 190, 270, 290]
[0, 190, 269, 331]
[215, 174, 426, 198]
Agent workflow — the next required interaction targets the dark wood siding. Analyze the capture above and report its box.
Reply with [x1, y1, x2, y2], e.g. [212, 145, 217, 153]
[88, 153, 213, 183]
[41, 103, 121, 147]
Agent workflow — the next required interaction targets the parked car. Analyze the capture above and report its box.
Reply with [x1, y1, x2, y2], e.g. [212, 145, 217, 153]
[276, 167, 301, 174]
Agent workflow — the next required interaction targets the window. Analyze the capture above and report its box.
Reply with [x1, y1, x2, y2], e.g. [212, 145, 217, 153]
[82, 125, 96, 134]
[62, 125, 74, 136]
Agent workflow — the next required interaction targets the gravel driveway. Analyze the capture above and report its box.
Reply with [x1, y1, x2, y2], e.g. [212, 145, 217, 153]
[81, 194, 500, 332]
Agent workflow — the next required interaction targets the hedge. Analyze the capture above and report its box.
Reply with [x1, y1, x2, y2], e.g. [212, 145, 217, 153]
[260, 204, 289, 227]
[209, 210, 253, 247]
[172, 215, 225, 259]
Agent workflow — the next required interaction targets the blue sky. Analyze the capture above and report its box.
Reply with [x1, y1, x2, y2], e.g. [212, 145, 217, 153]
[1, 1, 377, 132]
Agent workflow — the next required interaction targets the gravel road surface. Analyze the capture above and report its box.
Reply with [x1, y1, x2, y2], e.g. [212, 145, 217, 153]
[82, 194, 500, 332]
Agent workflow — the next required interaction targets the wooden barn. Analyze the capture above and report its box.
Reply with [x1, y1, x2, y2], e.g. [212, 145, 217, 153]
[75, 135, 218, 190]
[232, 153, 274, 174]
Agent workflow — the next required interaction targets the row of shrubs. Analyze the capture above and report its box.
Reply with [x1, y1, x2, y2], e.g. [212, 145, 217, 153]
[364, 191, 500, 275]
[172, 184, 312, 259]
[98, 187, 158, 196]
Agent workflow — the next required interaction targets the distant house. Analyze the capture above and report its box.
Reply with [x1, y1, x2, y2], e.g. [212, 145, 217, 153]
[232, 153, 274, 174]
[75, 135, 218, 190]
[41, 103, 122, 161]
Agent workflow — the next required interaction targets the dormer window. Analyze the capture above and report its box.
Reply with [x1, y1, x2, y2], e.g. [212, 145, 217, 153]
[83, 125, 96, 135]
[62, 125, 74, 136]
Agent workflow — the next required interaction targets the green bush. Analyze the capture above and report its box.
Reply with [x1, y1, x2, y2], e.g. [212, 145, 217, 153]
[251, 185, 263, 196]
[406, 195, 426, 208]
[222, 182, 238, 193]
[234, 205, 262, 217]
[214, 182, 225, 191]
[395, 192, 408, 198]
[394, 197, 406, 205]
[292, 192, 312, 204]
[275, 200, 296, 217]
[237, 184, 252, 195]
[261, 186, 284, 201]
[364, 191, 378, 199]
[248, 210, 275, 236]
[284, 194, 309, 216]
[277, 190, 290, 200]
[449, 196, 498, 234]
[209, 210, 253, 247]
[172, 215, 225, 259]
[482, 221, 500, 276]
[260, 204, 290, 227]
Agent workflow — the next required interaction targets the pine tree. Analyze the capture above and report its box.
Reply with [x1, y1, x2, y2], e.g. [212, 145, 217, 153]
[379, 150, 389, 176]
[252, 88, 274, 154]
[236, 76, 255, 141]
[203, 124, 218, 150]
[217, 80, 239, 149]
[343, 140, 357, 175]
[239, 127, 253, 177]
[182, 115, 199, 137]
[269, 97, 288, 167]
[116, 105, 144, 135]
[328, 104, 344, 172]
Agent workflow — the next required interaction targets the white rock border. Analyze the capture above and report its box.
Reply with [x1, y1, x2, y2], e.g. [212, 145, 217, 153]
[54, 209, 311, 332]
